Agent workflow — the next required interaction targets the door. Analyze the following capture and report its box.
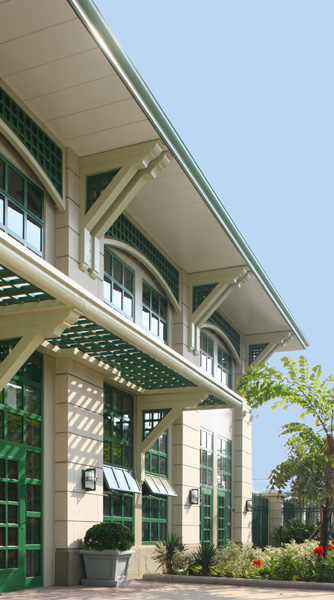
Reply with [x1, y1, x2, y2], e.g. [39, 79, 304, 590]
[0, 443, 26, 592]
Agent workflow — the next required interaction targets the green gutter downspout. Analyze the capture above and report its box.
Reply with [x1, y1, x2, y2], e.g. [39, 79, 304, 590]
[67, 0, 308, 349]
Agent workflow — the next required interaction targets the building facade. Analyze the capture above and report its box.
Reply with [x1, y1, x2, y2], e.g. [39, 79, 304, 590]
[0, 0, 307, 592]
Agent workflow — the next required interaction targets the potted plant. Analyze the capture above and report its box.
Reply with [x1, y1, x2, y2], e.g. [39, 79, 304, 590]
[80, 522, 135, 587]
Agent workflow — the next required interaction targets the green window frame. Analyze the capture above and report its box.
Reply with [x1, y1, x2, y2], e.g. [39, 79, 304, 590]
[200, 331, 214, 375]
[104, 249, 134, 318]
[0, 341, 43, 589]
[0, 154, 44, 255]
[103, 492, 133, 531]
[218, 346, 233, 388]
[200, 429, 213, 545]
[143, 411, 168, 477]
[142, 495, 167, 544]
[142, 282, 168, 343]
[217, 437, 232, 546]
[103, 385, 133, 469]
[103, 385, 134, 531]
[143, 410, 169, 544]
[200, 429, 213, 487]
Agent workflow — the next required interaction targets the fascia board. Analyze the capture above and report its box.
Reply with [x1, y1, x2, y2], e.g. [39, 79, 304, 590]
[66, 0, 308, 350]
[0, 230, 242, 409]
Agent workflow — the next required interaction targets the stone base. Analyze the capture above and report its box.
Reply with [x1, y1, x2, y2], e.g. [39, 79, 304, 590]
[55, 548, 84, 586]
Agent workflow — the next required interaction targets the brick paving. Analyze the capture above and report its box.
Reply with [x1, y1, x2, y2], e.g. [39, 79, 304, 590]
[2, 580, 334, 600]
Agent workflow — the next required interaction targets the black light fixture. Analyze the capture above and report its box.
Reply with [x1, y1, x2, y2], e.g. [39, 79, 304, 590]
[82, 468, 97, 491]
[189, 488, 199, 504]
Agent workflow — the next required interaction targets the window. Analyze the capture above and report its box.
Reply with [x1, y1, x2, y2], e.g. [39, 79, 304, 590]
[104, 249, 134, 318]
[142, 282, 168, 342]
[200, 429, 213, 486]
[142, 495, 167, 543]
[103, 386, 135, 531]
[0, 155, 43, 255]
[200, 332, 214, 375]
[218, 347, 233, 388]
[217, 437, 232, 546]
[200, 429, 214, 544]
[103, 385, 133, 468]
[143, 411, 168, 477]
[143, 410, 169, 543]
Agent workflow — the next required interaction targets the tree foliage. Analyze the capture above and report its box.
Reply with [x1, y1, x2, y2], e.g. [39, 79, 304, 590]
[237, 356, 334, 555]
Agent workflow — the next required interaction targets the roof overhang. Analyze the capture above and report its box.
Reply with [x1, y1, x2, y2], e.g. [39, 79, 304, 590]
[0, 0, 308, 351]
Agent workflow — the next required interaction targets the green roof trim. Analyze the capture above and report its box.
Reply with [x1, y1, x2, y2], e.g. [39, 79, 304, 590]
[68, 0, 308, 349]
[47, 316, 195, 390]
[0, 86, 63, 196]
[200, 395, 227, 407]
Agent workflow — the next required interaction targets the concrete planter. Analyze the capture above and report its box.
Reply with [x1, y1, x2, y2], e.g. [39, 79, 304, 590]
[80, 549, 135, 587]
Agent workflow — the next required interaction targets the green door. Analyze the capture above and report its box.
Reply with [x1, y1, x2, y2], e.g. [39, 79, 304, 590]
[0, 443, 26, 592]
[200, 487, 212, 544]
[217, 491, 232, 547]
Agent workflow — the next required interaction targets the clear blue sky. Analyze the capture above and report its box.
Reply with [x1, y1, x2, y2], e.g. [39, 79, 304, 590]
[94, 0, 334, 491]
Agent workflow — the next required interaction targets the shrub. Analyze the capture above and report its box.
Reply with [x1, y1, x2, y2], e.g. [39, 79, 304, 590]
[153, 533, 185, 574]
[272, 519, 319, 546]
[191, 543, 219, 576]
[83, 522, 134, 551]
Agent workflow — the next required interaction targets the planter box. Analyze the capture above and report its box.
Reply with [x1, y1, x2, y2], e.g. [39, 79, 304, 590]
[80, 549, 135, 587]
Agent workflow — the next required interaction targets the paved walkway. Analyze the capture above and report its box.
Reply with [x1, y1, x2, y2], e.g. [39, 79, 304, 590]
[2, 580, 334, 600]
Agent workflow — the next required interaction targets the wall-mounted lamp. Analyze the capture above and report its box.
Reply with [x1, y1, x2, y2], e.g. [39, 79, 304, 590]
[82, 468, 97, 491]
[189, 488, 199, 504]
[246, 500, 252, 512]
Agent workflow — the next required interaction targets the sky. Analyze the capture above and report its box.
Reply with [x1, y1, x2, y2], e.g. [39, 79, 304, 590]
[94, 1, 334, 491]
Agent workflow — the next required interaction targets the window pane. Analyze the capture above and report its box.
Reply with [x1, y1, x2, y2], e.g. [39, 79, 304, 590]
[0, 193, 4, 224]
[7, 413, 23, 444]
[8, 527, 18, 545]
[160, 320, 167, 342]
[104, 279, 111, 302]
[8, 506, 18, 524]
[159, 522, 166, 541]
[142, 284, 150, 307]
[26, 386, 41, 415]
[26, 550, 40, 577]
[151, 314, 159, 336]
[0, 506, 4, 524]
[123, 292, 133, 317]
[26, 218, 42, 251]
[113, 495, 122, 517]
[113, 443, 122, 466]
[8, 167, 24, 205]
[8, 483, 18, 508]
[8, 460, 18, 479]
[7, 380, 23, 409]
[27, 183, 43, 219]
[27, 485, 41, 512]
[142, 521, 150, 542]
[103, 441, 111, 464]
[113, 258, 122, 284]
[151, 522, 158, 541]
[0, 458, 3, 477]
[123, 445, 132, 468]
[160, 456, 167, 476]
[7, 549, 18, 568]
[104, 250, 111, 275]
[152, 291, 159, 314]
[160, 298, 167, 320]
[0, 159, 4, 190]
[0, 550, 4, 569]
[103, 494, 111, 517]
[124, 496, 132, 518]
[25, 354, 42, 383]
[26, 517, 40, 544]
[142, 307, 150, 329]
[124, 268, 133, 293]
[112, 283, 122, 310]
[142, 497, 150, 519]
[26, 452, 40, 479]
[26, 418, 41, 448]
[0, 411, 3, 440]
[8, 202, 24, 237]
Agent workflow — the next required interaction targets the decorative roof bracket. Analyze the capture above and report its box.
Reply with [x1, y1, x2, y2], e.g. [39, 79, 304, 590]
[246, 332, 294, 367]
[188, 266, 252, 354]
[79, 141, 171, 279]
[0, 301, 81, 392]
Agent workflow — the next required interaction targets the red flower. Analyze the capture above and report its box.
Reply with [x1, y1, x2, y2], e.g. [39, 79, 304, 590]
[328, 544, 334, 551]
[314, 545, 324, 556]
[252, 559, 262, 567]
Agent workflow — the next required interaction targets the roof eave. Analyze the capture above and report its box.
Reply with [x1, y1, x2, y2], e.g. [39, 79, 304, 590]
[67, 0, 309, 349]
